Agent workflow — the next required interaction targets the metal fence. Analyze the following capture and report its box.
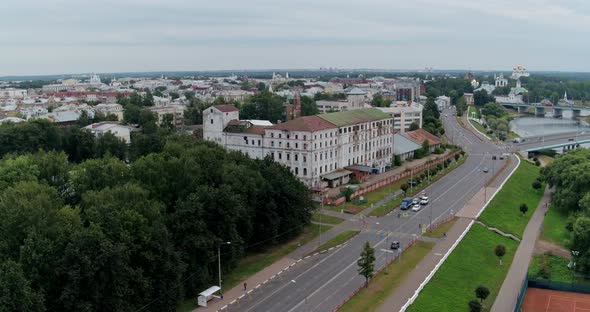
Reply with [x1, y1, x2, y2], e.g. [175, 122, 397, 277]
[528, 278, 590, 294]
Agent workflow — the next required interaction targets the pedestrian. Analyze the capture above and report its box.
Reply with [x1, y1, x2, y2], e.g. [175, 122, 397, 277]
[398, 212, 401, 218]
[443, 232, 447, 237]
[244, 282, 247, 291]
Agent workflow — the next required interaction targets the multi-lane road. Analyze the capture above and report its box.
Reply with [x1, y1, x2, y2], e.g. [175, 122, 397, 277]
[225, 108, 517, 312]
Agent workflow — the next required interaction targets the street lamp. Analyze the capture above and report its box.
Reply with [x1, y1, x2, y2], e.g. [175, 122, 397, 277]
[571, 250, 580, 284]
[218, 241, 231, 296]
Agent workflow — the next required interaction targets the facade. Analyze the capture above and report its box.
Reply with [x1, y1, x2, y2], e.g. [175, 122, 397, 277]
[94, 103, 124, 121]
[0, 88, 27, 98]
[84, 122, 132, 144]
[393, 133, 421, 160]
[435, 96, 451, 111]
[148, 105, 185, 127]
[403, 129, 441, 153]
[464, 93, 474, 106]
[203, 105, 395, 187]
[376, 102, 423, 133]
[495, 74, 508, 87]
[316, 100, 352, 113]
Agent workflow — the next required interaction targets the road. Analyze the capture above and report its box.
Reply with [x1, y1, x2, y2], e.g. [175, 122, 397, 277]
[511, 131, 590, 152]
[223, 107, 517, 312]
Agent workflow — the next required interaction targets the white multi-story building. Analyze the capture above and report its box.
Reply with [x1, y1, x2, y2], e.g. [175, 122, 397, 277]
[435, 96, 451, 111]
[203, 105, 394, 187]
[94, 103, 124, 121]
[376, 102, 423, 133]
[84, 122, 133, 144]
[0, 88, 27, 98]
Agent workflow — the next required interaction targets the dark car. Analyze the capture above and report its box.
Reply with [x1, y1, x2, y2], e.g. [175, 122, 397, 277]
[492, 155, 497, 160]
[390, 241, 400, 250]
[569, 138, 575, 141]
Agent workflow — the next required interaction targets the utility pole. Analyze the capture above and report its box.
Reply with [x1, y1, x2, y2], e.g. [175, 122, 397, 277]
[319, 190, 323, 247]
[218, 241, 231, 297]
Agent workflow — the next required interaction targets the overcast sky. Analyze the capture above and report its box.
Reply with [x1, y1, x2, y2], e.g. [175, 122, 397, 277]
[1, 0, 589, 76]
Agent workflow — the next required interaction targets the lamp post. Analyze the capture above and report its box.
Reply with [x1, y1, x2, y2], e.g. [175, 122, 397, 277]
[572, 250, 580, 285]
[218, 241, 231, 296]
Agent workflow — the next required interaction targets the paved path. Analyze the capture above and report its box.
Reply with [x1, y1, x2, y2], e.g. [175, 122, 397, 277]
[490, 186, 552, 312]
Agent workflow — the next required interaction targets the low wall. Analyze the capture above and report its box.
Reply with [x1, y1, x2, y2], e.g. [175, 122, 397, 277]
[327, 150, 461, 206]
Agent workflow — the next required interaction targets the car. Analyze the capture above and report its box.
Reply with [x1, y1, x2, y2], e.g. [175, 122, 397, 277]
[420, 199, 429, 205]
[412, 204, 421, 212]
[412, 198, 420, 204]
[483, 167, 489, 173]
[569, 138, 575, 141]
[420, 194, 428, 200]
[390, 241, 400, 250]
[492, 155, 497, 160]
[499, 155, 505, 160]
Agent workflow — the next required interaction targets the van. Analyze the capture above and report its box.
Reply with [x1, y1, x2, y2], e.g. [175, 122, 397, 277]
[401, 197, 413, 210]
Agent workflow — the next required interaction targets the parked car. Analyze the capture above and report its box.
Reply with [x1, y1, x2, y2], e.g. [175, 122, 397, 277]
[420, 194, 428, 200]
[390, 241, 400, 250]
[492, 155, 497, 160]
[420, 198, 429, 205]
[412, 204, 421, 212]
[401, 197, 414, 210]
[569, 138, 575, 141]
[412, 198, 420, 205]
[483, 167, 489, 173]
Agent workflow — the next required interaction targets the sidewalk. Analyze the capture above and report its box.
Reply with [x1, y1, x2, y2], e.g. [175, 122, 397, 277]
[195, 217, 361, 312]
[376, 217, 473, 312]
[491, 186, 551, 312]
[325, 152, 449, 198]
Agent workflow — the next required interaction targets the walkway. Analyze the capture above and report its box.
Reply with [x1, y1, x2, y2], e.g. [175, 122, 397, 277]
[490, 186, 552, 312]
[325, 152, 449, 198]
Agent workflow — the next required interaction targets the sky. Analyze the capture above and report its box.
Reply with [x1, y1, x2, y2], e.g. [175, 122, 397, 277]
[1, 0, 589, 76]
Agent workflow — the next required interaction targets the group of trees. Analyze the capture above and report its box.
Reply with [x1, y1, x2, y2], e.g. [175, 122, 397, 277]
[425, 78, 473, 105]
[478, 102, 511, 141]
[543, 149, 590, 275]
[0, 135, 313, 311]
[423, 96, 444, 136]
[371, 94, 392, 107]
[521, 76, 590, 104]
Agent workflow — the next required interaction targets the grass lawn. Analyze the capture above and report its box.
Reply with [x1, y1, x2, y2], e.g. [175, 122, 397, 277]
[309, 230, 360, 255]
[478, 160, 544, 238]
[312, 213, 345, 225]
[369, 156, 467, 217]
[529, 254, 573, 284]
[425, 217, 458, 238]
[407, 224, 519, 312]
[541, 205, 570, 247]
[339, 241, 435, 312]
[177, 223, 332, 312]
[326, 180, 403, 214]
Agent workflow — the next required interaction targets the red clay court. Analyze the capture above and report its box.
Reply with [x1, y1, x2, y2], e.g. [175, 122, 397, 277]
[522, 288, 590, 312]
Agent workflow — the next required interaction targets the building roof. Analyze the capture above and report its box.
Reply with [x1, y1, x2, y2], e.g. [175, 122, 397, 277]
[270, 115, 337, 132]
[403, 129, 441, 146]
[318, 108, 390, 127]
[247, 119, 273, 126]
[244, 126, 268, 135]
[346, 87, 367, 95]
[393, 133, 421, 155]
[345, 165, 373, 173]
[213, 104, 239, 112]
[322, 169, 353, 181]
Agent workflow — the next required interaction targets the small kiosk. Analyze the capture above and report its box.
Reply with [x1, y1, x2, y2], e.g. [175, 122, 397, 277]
[197, 286, 221, 307]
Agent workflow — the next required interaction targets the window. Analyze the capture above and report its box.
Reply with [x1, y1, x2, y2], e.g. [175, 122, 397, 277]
[320, 167, 322, 174]
[315, 154, 317, 161]
[210, 119, 213, 124]
[303, 156, 307, 162]
[303, 168, 307, 176]
[287, 134, 290, 139]
[287, 142, 290, 148]
[271, 152, 275, 159]
[287, 153, 290, 160]
[295, 135, 298, 140]
[258, 140, 261, 146]
[279, 142, 282, 147]
[320, 154, 322, 160]
[251, 140, 255, 145]
[279, 133, 282, 138]
[304, 143, 308, 149]
[271, 133, 274, 138]
[304, 135, 307, 140]
[278, 153, 282, 160]
[295, 143, 298, 148]
[271, 141, 275, 147]
[295, 167, 299, 175]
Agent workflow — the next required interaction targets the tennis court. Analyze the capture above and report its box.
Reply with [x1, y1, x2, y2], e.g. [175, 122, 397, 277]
[522, 287, 590, 312]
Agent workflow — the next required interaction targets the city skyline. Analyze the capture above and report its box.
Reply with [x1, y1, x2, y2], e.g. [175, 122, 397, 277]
[2, 0, 590, 76]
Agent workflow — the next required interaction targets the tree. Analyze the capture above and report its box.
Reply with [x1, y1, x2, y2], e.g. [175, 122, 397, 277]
[409, 122, 420, 131]
[469, 299, 483, 312]
[475, 285, 490, 303]
[473, 90, 495, 106]
[520, 203, 529, 216]
[342, 187, 354, 202]
[95, 132, 127, 160]
[481, 102, 507, 118]
[495, 244, 506, 265]
[357, 241, 376, 287]
[401, 183, 409, 193]
[0, 260, 44, 312]
[393, 155, 402, 167]
[532, 179, 542, 191]
[422, 140, 431, 156]
[300, 96, 319, 116]
[240, 91, 285, 122]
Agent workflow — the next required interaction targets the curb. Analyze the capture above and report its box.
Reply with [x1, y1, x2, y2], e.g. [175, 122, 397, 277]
[399, 154, 521, 311]
[216, 241, 350, 311]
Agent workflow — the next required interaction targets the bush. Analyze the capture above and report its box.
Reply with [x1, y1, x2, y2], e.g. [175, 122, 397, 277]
[455, 154, 460, 161]
[469, 299, 482, 312]
[342, 187, 354, 202]
[535, 159, 541, 166]
[538, 256, 552, 279]
[532, 179, 542, 190]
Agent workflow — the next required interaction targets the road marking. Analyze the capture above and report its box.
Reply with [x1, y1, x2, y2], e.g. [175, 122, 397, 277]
[434, 253, 443, 256]
[381, 249, 395, 254]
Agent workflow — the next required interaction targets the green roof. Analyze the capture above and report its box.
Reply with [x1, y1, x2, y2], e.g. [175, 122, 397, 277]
[318, 108, 390, 127]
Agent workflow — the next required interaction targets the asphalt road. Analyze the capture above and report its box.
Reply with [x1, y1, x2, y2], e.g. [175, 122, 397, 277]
[511, 131, 590, 151]
[227, 107, 518, 312]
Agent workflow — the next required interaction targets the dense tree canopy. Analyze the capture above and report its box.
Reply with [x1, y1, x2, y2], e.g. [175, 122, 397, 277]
[240, 91, 286, 122]
[0, 135, 313, 311]
[300, 96, 319, 116]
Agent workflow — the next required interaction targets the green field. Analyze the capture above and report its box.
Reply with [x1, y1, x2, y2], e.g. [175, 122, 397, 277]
[309, 230, 359, 255]
[541, 205, 570, 247]
[312, 213, 345, 225]
[177, 223, 332, 312]
[528, 254, 572, 283]
[339, 241, 435, 312]
[425, 217, 458, 238]
[478, 160, 544, 238]
[327, 179, 406, 214]
[407, 224, 518, 312]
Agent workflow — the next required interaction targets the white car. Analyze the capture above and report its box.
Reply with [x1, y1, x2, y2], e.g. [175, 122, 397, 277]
[412, 198, 420, 205]
[420, 198, 429, 205]
[420, 195, 428, 201]
[412, 204, 421, 212]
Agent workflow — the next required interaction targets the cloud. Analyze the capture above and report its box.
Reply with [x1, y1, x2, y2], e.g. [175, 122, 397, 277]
[0, 0, 588, 75]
